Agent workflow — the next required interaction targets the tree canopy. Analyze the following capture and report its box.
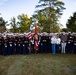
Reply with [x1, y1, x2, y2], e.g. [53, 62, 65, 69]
[17, 14, 32, 33]
[0, 0, 66, 33]
[32, 0, 65, 33]
[66, 12, 76, 32]
[9, 17, 17, 33]
[0, 17, 6, 32]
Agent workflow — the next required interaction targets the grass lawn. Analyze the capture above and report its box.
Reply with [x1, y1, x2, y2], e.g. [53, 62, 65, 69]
[0, 53, 76, 75]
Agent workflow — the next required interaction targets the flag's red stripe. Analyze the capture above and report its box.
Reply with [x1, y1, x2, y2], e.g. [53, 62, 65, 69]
[28, 32, 32, 40]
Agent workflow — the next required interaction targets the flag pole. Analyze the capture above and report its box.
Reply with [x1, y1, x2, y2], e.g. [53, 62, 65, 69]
[34, 23, 38, 52]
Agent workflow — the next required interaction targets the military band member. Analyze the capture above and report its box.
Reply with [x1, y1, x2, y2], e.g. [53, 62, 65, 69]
[39, 35, 43, 53]
[7, 36, 13, 55]
[0, 34, 3, 55]
[73, 34, 76, 54]
[66, 33, 74, 53]
[3, 36, 8, 56]
[30, 37, 35, 54]
[47, 34, 51, 53]
[41, 34, 48, 53]
[17, 36, 23, 54]
[23, 36, 29, 54]
[13, 36, 17, 54]
[37, 35, 41, 54]
[16, 36, 20, 54]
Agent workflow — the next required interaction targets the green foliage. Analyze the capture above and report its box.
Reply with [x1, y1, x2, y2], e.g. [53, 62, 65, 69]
[32, 0, 65, 32]
[32, 12, 47, 32]
[17, 14, 32, 32]
[9, 17, 17, 33]
[66, 12, 76, 32]
[60, 28, 69, 32]
[0, 17, 6, 32]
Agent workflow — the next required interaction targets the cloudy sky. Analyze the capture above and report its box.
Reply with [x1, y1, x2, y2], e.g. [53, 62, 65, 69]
[0, 0, 76, 28]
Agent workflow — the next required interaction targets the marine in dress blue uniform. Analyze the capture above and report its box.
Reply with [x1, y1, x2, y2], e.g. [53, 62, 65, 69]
[3, 36, 8, 56]
[47, 35, 51, 53]
[0, 35, 3, 55]
[13, 36, 17, 54]
[73, 34, 76, 54]
[66, 33, 74, 53]
[30, 37, 35, 54]
[23, 36, 29, 54]
[7, 36, 13, 55]
[41, 34, 48, 53]
[17, 36, 23, 54]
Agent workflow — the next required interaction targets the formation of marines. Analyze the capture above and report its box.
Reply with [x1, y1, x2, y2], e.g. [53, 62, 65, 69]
[0, 32, 76, 56]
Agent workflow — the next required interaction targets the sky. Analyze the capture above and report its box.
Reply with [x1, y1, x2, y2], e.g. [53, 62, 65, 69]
[0, 0, 76, 29]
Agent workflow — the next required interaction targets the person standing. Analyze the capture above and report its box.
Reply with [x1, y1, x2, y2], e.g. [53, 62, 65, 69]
[16, 35, 22, 54]
[0, 34, 3, 55]
[13, 35, 17, 54]
[60, 32, 67, 53]
[66, 33, 74, 53]
[51, 34, 56, 54]
[3, 36, 8, 56]
[23, 35, 29, 54]
[73, 34, 76, 54]
[56, 34, 61, 53]
[38, 34, 41, 53]
[47, 33, 52, 53]
[7, 35, 13, 55]
[41, 34, 48, 53]
[30, 36, 35, 54]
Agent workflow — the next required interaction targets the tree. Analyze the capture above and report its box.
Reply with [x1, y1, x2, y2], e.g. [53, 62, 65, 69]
[9, 17, 17, 33]
[32, 0, 65, 32]
[17, 14, 32, 32]
[32, 12, 47, 32]
[66, 12, 76, 32]
[60, 28, 69, 32]
[0, 17, 6, 32]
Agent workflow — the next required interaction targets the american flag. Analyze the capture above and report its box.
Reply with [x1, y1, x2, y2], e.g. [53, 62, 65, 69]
[27, 25, 32, 40]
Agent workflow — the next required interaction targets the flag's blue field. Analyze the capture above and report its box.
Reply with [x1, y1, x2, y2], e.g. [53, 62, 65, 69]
[0, 54, 76, 75]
